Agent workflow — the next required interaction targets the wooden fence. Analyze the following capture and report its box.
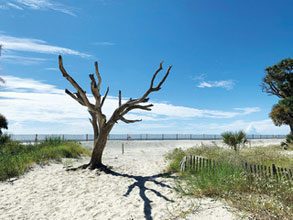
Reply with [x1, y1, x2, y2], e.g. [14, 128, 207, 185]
[180, 155, 293, 181]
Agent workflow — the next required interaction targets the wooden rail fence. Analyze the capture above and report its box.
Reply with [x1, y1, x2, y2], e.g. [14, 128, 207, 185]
[180, 155, 293, 181]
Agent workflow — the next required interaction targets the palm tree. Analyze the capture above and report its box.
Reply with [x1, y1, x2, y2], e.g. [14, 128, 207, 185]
[221, 131, 247, 152]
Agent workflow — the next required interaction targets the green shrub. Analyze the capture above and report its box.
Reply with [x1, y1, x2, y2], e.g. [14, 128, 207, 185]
[165, 148, 185, 172]
[0, 133, 12, 145]
[286, 134, 293, 143]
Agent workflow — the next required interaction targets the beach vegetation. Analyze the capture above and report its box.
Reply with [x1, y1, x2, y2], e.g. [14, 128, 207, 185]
[166, 145, 293, 219]
[0, 139, 90, 181]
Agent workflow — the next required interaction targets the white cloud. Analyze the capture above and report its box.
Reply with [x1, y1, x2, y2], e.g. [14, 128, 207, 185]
[0, 75, 264, 134]
[151, 104, 260, 119]
[209, 119, 289, 135]
[0, 0, 75, 16]
[0, 34, 89, 57]
[197, 80, 235, 90]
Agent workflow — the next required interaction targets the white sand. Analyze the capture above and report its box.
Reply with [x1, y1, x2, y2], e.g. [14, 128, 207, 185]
[0, 139, 282, 220]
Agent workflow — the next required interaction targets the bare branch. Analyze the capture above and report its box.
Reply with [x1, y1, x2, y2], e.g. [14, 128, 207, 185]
[59, 55, 93, 109]
[122, 104, 153, 116]
[120, 116, 142, 124]
[150, 62, 163, 88]
[89, 74, 101, 104]
[100, 86, 109, 108]
[95, 61, 102, 90]
[156, 65, 172, 89]
[119, 90, 122, 107]
[130, 63, 172, 104]
[65, 89, 85, 105]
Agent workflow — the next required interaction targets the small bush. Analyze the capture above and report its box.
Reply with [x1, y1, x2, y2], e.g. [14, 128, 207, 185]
[0, 133, 12, 145]
[165, 148, 185, 172]
[286, 134, 293, 144]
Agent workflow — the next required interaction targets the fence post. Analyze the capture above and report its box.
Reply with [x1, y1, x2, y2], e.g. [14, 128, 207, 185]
[272, 164, 277, 180]
[176, 134, 178, 140]
[62, 135, 65, 141]
[122, 143, 124, 154]
[86, 134, 88, 141]
[35, 134, 38, 143]
[162, 134, 164, 140]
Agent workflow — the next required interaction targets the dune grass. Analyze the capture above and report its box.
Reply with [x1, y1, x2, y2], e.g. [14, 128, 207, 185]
[166, 145, 293, 219]
[0, 137, 90, 181]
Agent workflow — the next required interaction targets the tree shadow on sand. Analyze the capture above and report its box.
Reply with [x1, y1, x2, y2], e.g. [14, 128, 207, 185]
[100, 167, 175, 220]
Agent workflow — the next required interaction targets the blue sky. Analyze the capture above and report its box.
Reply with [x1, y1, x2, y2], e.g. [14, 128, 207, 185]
[0, 0, 292, 134]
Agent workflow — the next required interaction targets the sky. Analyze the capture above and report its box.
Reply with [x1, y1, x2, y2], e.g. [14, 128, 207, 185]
[0, 0, 292, 135]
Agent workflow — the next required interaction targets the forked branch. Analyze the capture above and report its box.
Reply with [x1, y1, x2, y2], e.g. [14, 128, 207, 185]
[108, 63, 172, 125]
[59, 55, 93, 109]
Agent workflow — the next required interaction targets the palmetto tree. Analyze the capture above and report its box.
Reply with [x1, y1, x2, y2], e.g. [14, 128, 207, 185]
[221, 131, 247, 152]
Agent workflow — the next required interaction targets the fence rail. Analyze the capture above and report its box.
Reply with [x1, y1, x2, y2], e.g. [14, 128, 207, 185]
[180, 155, 293, 181]
[10, 134, 286, 142]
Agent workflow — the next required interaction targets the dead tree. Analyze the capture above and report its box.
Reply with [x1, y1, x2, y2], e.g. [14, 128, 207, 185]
[59, 55, 172, 169]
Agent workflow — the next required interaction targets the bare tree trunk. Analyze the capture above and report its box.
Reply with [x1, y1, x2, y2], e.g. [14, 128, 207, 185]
[89, 131, 109, 169]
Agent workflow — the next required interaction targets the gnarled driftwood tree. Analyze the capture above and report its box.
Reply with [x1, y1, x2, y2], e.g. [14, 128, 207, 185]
[59, 55, 172, 169]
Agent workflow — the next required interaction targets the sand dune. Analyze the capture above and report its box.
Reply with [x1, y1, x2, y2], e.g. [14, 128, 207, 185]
[1, 139, 280, 219]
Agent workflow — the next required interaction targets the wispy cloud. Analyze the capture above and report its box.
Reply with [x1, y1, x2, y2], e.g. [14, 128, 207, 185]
[197, 80, 235, 90]
[0, 75, 263, 134]
[0, 75, 62, 94]
[193, 74, 235, 90]
[93, 41, 116, 46]
[7, 2, 24, 10]
[0, 0, 75, 16]
[45, 67, 58, 71]
[0, 54, 46, 65]
[0, 34, 89, 57]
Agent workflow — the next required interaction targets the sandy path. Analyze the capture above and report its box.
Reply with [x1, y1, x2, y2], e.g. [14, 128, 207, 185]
[0, 140, 277, 220]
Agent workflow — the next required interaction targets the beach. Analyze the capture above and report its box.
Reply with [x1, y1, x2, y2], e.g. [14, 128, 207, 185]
[0, 139, 282, 219]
